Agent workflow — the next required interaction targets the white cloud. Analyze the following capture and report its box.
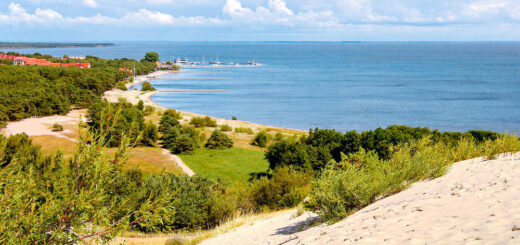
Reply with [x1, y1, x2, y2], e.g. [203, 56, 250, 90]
[83, 0, 98, 8]
[146, 0, 173, 4]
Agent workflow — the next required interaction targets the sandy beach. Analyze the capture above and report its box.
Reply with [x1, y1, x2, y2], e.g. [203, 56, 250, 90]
[201, 153, 520, 245]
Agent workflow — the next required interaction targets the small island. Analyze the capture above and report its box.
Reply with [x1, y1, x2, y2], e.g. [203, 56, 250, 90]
[0, 42, 115, 49]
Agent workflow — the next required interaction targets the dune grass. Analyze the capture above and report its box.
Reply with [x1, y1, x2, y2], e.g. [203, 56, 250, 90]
[179, 147, 269, 185]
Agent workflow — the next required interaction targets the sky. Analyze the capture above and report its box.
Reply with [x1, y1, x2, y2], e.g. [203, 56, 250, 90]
[1, 0, 520, 41]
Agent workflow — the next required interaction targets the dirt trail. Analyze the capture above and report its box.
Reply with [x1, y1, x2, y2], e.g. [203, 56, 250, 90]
[201, 153, 520, 245]
[161, 148, 195, 176]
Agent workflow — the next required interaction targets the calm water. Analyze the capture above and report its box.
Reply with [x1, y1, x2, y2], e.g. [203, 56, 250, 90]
[4, 42, 520, 132]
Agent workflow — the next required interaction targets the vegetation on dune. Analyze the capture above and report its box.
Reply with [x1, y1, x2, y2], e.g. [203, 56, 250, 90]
[144, 52, 160, 63]
[189, 116, 217, 128]
[234, 127, 254, 134]
[305, 134, 520, 222]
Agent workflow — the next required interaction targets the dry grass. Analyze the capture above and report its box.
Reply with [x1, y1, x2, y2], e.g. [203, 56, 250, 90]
[29, 135, 183, 175]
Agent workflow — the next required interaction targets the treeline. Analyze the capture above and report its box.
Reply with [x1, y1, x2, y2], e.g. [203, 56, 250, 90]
[0, 52, 158, 128]
[266, 125, 499, 172]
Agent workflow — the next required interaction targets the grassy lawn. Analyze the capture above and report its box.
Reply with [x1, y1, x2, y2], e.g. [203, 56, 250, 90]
[179, 147, 269, 185]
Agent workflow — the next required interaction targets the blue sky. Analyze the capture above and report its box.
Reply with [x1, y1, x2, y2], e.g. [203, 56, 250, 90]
[1, 0, 520, 41]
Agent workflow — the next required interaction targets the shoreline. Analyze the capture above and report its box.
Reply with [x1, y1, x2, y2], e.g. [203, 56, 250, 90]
[104, 70, 305, 135]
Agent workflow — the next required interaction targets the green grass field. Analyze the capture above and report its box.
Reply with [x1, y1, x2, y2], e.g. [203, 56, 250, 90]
[179, 148, 269, 185]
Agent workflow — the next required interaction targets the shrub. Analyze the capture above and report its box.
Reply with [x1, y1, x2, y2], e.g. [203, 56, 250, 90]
[159, 113, 180, 133]
[234, 127, 253, 134]
[142, 121, 159, 147]
[163, 109, 182, 120]
[87, 100, 148, 147]
[189, 116, 217, 128]
[141, 81, 156, 91]
[205, 130, 233, 150]
[143, 105, 155, 116]
[219, 124, 232, 132]
[251, 130, 273, 148]
[116, 81, 128, 91]
[232, 116, 237, 120]
[249, 166, 313, 210]
[0, 128, 170, 243]
[137, 100, 144, 111]
[160, 126, 205, 154]
[51, 123, 64, 132]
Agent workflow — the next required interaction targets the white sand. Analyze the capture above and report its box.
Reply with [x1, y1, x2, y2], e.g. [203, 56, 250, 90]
[201, 153, 520, 245]
[0, 110, 84, 141]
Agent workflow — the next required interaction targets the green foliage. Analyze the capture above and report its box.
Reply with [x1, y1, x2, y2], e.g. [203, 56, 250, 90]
[234, 127, 253, 134]
[163, 109, 182, 120]
[232, 116, 237, 120]
[189, 116, 217, 128]
[161, 126, 205, 154]
[0, 65, 125, 125]
[116, 81, 128, 91]
[251, 130, 273, 148]
[51, 123, 64, 132]
[266, 126, 502, 172]
[219, 124, 232, 132]
[141, 81, 156, 91]
[249, 166, 313, 210]
[159, 112, 181, 134]
[87, 100, 157, 147]
[84, 55, 156, 76]
[305, 135, 520, 222]
[142, 121, 159, 147]
[0, 128, 170, 243]
[144, 52, 160, 63]
[143, 105, 155, 116]
[205, 130, 233, 150]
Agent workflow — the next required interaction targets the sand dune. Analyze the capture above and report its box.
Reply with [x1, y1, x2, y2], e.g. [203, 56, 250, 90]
[201, 153, 520, 245]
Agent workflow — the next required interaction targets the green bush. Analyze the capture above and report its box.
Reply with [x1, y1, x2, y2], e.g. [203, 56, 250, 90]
[161, 126, 205, 154]
[51, 123, 64, 132]
[141, 82, 156, 92]
[189, 116, 217, 128]
[142, 121, 159, 147]
[219, 124, 232, 132]
[251, 130, 273, 148]
[116, 81, 128, 91]
[234, 127, 253, 134]
[249, 166, 313, 210]
[232, 116, 237, 120]
[143, 105, 155, 116]
[159, 113, 180, 133]
[205, 130, 233, 150]
[0, 131, 170, 243]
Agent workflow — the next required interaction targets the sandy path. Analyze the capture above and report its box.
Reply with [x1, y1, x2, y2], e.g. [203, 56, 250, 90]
[0, 110, 84, 141]
[201, 153, 520, 245]
[161, 148, 195, 177]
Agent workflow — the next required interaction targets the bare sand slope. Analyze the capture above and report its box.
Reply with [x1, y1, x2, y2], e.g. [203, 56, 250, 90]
[201, 153, 520, 245]
[0, 110, 84, 141]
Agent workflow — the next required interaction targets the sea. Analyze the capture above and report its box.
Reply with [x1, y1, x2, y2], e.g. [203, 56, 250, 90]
[3, 42, 520, 133]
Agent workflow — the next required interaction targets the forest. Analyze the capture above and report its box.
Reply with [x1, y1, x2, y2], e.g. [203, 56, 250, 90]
[0, 52, 157, 128]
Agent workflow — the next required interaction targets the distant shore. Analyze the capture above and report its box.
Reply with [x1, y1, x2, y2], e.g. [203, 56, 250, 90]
[0, 42, 115, 49]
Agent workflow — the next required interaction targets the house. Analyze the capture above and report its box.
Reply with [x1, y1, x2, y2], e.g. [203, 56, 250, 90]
[13, 58, 25, 65]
